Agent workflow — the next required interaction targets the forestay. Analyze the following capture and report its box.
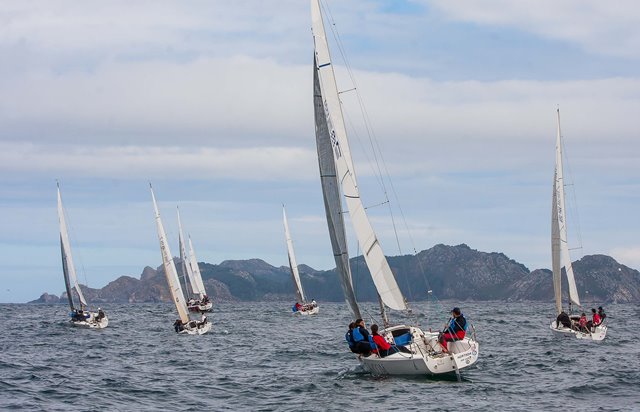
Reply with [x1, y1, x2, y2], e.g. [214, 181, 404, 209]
[283, 206, 305, 303]
[57, 186, 88, 310]
[551, 109, 580, 311]
[151, 187, 190, 323]
[311, 0, 406, 311]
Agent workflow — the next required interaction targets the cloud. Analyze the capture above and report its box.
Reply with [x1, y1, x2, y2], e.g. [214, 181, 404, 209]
[609, 246, 640, 270]
[425, 0, 640, 59]
[0, 142, 316, 180]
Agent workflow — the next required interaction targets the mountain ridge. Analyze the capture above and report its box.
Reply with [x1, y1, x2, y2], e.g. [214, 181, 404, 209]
[30, 244, 640, 304]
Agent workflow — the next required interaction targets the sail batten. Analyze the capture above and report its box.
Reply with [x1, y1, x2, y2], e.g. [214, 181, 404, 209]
[283, 206, 305, 303]
[57, 186, 87, 309]
[311, 0, 406, 312]
[151, 187, 190, 323]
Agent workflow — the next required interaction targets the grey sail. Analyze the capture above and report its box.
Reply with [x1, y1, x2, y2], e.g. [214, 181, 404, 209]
[314, 61, 361, 319]
[60, 236, 75, 311]
[551, 170, 562, 314]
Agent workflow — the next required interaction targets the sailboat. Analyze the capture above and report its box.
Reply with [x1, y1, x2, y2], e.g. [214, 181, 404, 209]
[150, 185, 211, 335]
[283, 205, 319, 315]
[56, 183, 108, 328]
[311, 0, 478, 376]
[549, 110, 607, 341]
[176, 208, 212, 312]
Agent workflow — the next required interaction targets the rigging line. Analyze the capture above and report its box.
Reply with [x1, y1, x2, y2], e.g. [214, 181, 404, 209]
[323, 1, 405, 260]
[561, 131, 584, 252]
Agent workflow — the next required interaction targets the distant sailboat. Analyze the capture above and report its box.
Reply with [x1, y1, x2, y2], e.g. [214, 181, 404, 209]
[176, 208, 212, 312]
[311, 0, 478, 376]
[150, 185, 211, 335]
[282, 205, 319, 315]
[549, 110, 607, 340]
[57, 183, 108, 328]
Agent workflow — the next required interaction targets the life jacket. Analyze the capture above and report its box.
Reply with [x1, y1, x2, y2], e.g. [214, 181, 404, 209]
[345, 330, 355, 348]
[352, 327, 365, 342]
[291, 304, 298, 312]
[368, 335, 378, 353]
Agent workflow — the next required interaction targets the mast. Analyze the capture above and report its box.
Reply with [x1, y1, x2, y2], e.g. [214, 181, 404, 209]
[177, 207, 199, 297]
[553, 109, 580, 310]
[283, 205, 305, 303]
[57, 184, 88, 310]
[187, 236, 207, 299]
[311, 0, 406, 311]
[150, 185, 190, 324]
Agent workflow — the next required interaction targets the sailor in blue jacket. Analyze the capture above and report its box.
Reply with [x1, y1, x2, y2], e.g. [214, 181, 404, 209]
[351, 318, 372, 355]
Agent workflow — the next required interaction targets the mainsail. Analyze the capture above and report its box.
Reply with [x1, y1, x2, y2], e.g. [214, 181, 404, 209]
[187, 236, 207, 299]
[177, 207, 199, 297]
[150, 186, 190, 323]
[311, 0, 406, 311]
[551, 109, 580, 312]
[283, 206, 305, 303]
[57, 185, 88, 310]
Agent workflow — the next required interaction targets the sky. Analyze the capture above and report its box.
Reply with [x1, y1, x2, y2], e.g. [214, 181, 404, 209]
[1, 0, 639, 303]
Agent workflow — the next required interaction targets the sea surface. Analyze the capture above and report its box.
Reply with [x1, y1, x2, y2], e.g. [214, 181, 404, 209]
[0, 301, 638, 411]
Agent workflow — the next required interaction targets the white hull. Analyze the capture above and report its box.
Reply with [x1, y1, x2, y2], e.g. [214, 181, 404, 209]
[549, 320, 607, 341]
[70, 312, 109, 329]
[294, 306, 319, 316]
[178, 319, 212, 335]
[188, 301, 213, 312]
[359, 325, 479, 376]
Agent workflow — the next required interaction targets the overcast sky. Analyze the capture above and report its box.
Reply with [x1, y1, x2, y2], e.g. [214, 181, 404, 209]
[1, 0, 639, 303]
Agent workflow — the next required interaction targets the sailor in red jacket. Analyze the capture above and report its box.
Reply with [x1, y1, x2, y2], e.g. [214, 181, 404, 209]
[370, 324, 398, 357]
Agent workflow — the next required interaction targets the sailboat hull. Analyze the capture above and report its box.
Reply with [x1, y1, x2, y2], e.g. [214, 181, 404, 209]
[294, 306, 319, 316]
[359, 326, 479, 376]
[188, 301, 213, 312]
[549, 320, 607, 341]
[70, 312, 109, 329]
[178, 320, 212, 335]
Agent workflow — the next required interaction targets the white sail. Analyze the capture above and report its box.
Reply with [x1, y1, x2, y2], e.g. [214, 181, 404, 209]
[311, 0, 406, 311]
[187, 236, 207, 299]
[177, 207, 199, 297]
[552, 109, 580, 308]
[551, 170, 563, 314]
[57, 185, 88, 309]
[283, 206, 305, 303]
[150, 186, 190, 323]
[314, 62, 361, 319]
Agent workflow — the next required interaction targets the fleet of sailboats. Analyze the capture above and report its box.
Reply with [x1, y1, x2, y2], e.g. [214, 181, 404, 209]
[283, 205, 319, 315]
[311, 0, 478, 376]
[150, 185, 211, 335]
[56, 183, 108, 329]
[549, 110, 607, 341]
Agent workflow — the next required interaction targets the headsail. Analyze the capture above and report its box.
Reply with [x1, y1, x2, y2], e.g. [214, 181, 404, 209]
[177, 207, 199, 297]
[57, 185, 88, 310]
[150, 186, 190, 323]
[283, 206, 305, 303]
[311, 0, 406, 311]
[552, 109, 580, 309]
[187, 236, 207, 299]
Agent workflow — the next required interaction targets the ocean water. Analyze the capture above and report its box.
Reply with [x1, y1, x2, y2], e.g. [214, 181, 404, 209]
[0, 301, 638, 411]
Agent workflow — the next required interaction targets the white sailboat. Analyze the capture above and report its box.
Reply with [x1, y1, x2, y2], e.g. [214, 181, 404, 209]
[311, 0, 478, 376]
[549, 110, 607, 341]
[283, 205, 319, 315]
[176, 208, 212, 312]
[150, 185, 211, 335]
[56, 183, 108, 329]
